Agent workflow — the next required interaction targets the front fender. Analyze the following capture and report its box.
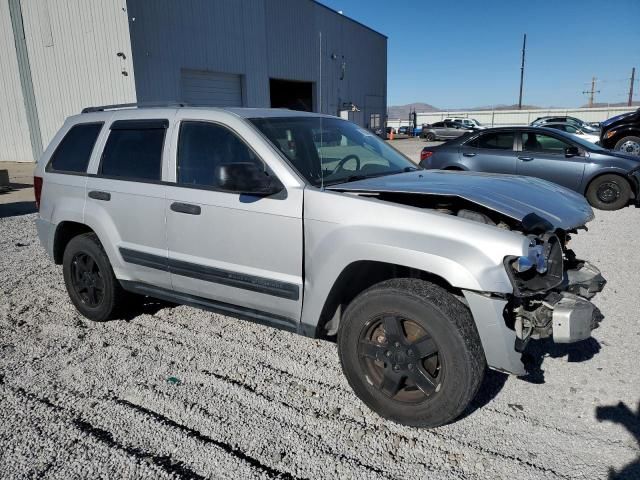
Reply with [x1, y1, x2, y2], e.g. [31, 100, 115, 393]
[300, 189, 528, 330]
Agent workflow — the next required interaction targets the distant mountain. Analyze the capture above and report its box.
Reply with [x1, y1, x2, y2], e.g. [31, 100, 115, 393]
[467, 104, 543, 111]
[583, 101, 640, 108]
[387, 103, 439, 119]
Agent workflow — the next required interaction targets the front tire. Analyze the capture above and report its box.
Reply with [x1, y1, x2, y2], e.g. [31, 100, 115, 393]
[425, 132, 436, 141]
[614, 135, 640, 156]
[338, 278, 485, 428]
[585, 174, 631, 210]
[62, 233, 126, 321]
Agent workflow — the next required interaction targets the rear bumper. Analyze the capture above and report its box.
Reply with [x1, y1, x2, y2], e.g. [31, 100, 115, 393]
[35, 217, 55, 260]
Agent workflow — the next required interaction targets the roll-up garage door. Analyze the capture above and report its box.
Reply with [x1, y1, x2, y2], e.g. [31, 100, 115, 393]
[180, 69, 243, 107]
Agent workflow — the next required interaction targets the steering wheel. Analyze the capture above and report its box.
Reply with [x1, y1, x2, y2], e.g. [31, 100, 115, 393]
[331, 154, 361, 175]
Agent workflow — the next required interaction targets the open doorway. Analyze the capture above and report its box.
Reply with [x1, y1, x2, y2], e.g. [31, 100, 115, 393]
[269, 79, 313, 112]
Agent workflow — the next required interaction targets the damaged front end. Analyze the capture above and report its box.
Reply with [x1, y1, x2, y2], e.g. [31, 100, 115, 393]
[505, 234, 606, 352]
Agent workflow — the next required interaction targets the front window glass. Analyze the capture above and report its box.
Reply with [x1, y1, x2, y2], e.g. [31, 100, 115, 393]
[177, 121, 262, 188]
[522, 133, 570, 153]
[250, 117, 417, 187]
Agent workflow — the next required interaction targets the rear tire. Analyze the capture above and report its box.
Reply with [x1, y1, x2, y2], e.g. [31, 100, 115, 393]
[425, 132, 436, 141]
[614, 135, 640, 156]
[338, 278, 485, 428]
[585, 174, 631, 211]
[62, 232, 126, 321]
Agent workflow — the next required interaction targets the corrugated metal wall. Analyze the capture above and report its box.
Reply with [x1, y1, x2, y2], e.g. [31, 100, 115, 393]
[0, 0, 33, 162]
[20, 0, 136, 154]
[127, 0, 387, 126]
[1, 0, 386, 162]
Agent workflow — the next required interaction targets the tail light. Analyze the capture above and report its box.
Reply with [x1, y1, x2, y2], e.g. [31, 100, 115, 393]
[34, 176, 43, 210]
[420, 150, 434, 162]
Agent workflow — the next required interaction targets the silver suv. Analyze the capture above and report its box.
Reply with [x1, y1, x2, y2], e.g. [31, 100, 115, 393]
[35, 104, 606, 428]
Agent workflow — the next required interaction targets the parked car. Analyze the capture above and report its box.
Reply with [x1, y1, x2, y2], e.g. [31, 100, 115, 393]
[419, 126, 640, 210]
[599, 107, 640, 156]
[444, 117, 484, 129]
[397, 126, 413, 136]
[36, 105, 606, 428]
[420, 121, 474, 141]
[543, 122, 600, 145]
[531, 116, 600, 134]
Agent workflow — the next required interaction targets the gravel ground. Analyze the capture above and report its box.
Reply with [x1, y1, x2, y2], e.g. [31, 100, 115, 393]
[1, 209, 639, 480]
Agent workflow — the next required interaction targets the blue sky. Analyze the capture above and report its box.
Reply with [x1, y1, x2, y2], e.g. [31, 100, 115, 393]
[320, 0, 640, 108]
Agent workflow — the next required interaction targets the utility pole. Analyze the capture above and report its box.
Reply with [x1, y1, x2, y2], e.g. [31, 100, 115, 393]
[518, 34, 526, 110]
[582, 77, 600, 107]
[629, 67, 636, 107]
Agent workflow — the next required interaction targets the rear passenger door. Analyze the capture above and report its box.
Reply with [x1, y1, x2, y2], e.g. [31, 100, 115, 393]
[164, 114, 304, 327]
[85, 116, 172, 289]
[459, 131, 517, 174]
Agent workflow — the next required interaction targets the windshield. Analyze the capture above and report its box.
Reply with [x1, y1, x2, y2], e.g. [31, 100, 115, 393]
[250, 116, 418, 186]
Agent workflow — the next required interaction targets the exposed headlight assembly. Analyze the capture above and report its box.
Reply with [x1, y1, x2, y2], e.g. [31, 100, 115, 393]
[505, 234, 564, 296]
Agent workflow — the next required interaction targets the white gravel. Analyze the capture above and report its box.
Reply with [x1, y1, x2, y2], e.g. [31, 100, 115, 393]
[1, 211, 639, 479]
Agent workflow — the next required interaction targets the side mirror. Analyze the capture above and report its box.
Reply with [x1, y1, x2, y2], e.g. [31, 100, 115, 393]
[215, 162, 283, 196]
[565, 146, 580, 157]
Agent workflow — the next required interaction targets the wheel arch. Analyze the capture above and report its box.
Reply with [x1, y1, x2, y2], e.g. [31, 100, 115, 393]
[604, 127, 640, 149]
[583, 169, 635, 197]
[53, 221, 96, 264]
[311, 260, 464, 340]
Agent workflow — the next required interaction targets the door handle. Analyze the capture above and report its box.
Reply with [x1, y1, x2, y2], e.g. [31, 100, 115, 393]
[88, 190, 111, 201]
[463, 152, 477, 157]
[518, 156, 534, 161]
[170, 202, 201, 215]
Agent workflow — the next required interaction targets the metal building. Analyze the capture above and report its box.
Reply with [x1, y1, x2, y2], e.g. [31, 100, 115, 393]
[0, 0, 387, 163]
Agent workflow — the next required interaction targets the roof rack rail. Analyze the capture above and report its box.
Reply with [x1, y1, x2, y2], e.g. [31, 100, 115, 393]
[81, 102, 190, 113]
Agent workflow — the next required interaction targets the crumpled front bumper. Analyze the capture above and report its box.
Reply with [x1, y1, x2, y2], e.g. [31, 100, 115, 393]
[462, 260, 606, 376]
[550, 261, 605, 342]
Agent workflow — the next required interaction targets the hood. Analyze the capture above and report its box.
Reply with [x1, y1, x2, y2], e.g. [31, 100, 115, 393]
[601, 109, 639, 128]
[327, 170, 594, 231]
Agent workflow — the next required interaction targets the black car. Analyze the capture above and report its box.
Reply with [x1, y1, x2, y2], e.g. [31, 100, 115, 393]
[419, 126, 640, 210]
[599, 108, 640, 156]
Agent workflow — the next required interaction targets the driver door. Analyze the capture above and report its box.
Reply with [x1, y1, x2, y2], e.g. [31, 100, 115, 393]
[164, 113, 304, 326]
[516, 132, 585, 191]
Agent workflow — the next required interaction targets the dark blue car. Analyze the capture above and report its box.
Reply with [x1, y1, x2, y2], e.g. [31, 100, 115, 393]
[419, 126, 640, 210]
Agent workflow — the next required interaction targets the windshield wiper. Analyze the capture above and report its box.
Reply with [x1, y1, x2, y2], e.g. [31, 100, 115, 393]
[323, 167, 419, 187]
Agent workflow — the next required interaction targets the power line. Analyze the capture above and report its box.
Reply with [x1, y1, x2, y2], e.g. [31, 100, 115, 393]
[582, 77, 600, 107]
[629, 67, 636, 107]
[517, 34, 526, 110]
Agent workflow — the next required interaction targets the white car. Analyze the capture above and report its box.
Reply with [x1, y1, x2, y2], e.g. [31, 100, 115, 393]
[444, 117, 485, 129]
[545, 123, 600, 145]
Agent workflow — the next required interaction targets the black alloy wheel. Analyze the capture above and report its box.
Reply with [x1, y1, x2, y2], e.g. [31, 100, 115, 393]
[70, 252, 105, 307]
[358, 314, 442, 402]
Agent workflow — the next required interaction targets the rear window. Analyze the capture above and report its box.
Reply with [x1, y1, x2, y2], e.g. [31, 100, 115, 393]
[469, 132, 514, 150]
[47, 123, 103, 173]
[99, 120, 167, 181]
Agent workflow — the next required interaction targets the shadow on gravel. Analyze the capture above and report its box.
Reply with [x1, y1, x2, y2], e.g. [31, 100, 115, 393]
[519, 336, 602, 384]
[0, 201, 37, 218]
[596, 400, 640, 479]
[117, 298, 177, 321]
[460, 369, 509, 419]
